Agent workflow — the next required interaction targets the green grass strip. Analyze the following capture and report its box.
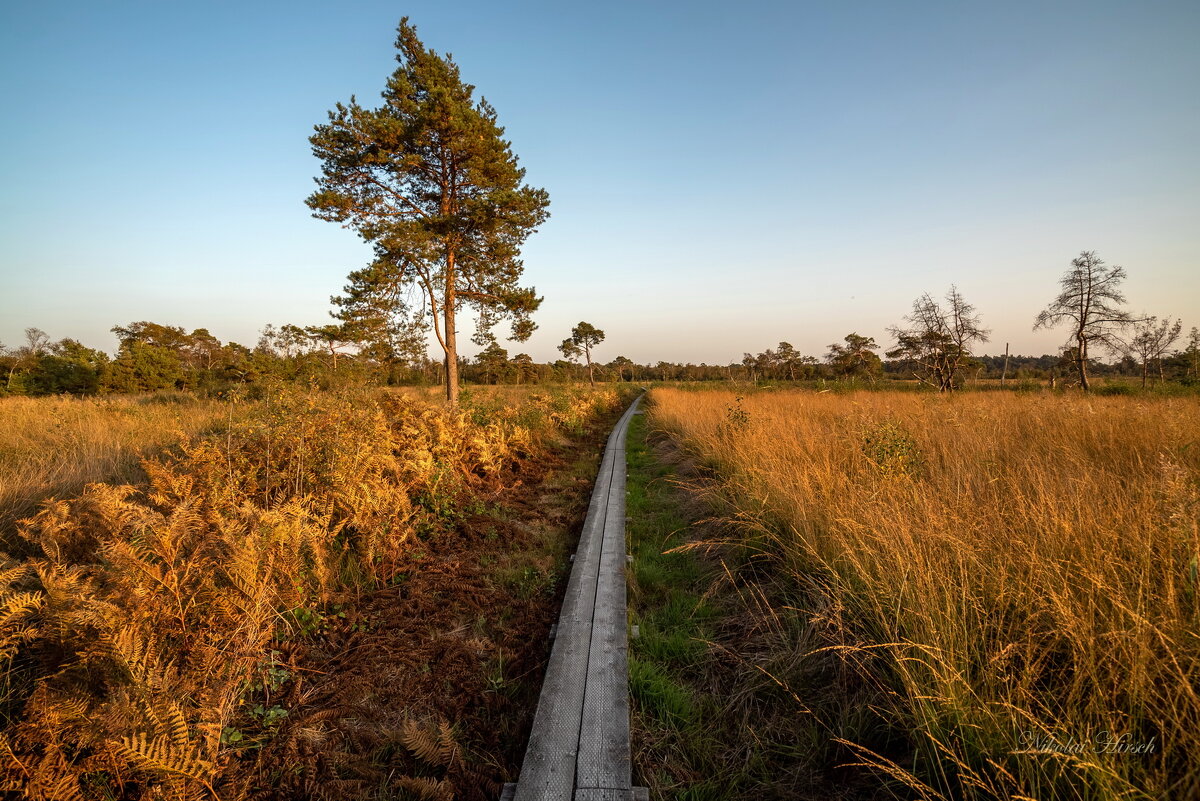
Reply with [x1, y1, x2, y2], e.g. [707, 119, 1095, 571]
[626, 411, 753, 800]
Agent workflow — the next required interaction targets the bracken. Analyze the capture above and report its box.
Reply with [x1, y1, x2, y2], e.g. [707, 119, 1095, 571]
[0, 385, 624, 800]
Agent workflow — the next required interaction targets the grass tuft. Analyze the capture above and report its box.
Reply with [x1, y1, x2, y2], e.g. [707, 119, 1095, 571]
[649, 387, 1200, 800]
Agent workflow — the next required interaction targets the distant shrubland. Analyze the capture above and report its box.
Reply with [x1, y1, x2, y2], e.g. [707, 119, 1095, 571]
[4, 321, 1198, 399]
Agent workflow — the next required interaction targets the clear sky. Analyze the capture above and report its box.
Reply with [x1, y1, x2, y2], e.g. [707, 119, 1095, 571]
[1, 0, 1197, 364]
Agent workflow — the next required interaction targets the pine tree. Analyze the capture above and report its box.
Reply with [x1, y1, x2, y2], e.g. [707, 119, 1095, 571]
[307, 18, 549, 405]
[559, 322, 604, 385]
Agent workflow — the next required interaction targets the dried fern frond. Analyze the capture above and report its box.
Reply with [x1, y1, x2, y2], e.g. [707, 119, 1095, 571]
[33, 692, 91, 731]
[0, 735, 86, 801]
[436, 719, 460, 769]
[19, 770, 86, 801]
[0, 589, 43, 660]
[400, 718, 445, 767]
[396, 775, 454, 801]
[117, 732, 212, 785]
[0, 562, 34, 591]
[150, 697, 194, 751]
[400, 717, 461, 770]
[107, 625, 170, 688]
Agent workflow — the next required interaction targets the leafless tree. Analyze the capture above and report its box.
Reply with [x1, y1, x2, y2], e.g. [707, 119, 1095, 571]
[1122, 315, 1182, 387]
[887, 286, 989, 392]
[1034, 251, 1135, 391]
[5, 327, 49, 388]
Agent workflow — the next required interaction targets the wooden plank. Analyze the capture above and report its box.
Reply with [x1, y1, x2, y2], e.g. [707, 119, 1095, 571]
[513, 448, 614, 801]
[573, 790, 634, 801]
[575, 445, 632, 791]
[575, 396, 641, 788]
[511, 395, 643, 801]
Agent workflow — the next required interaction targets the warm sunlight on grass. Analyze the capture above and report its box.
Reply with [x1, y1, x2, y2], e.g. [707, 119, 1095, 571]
[650, 388, 1200, 799]
[0, 392, 228, 541]
[0, 385, 630, 799]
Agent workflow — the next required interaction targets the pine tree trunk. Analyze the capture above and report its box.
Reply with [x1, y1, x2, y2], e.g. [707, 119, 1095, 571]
[444, 257, 459, 406]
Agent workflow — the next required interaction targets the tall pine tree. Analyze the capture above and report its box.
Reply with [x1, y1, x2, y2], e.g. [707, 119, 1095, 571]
[307, 18, 549, 404]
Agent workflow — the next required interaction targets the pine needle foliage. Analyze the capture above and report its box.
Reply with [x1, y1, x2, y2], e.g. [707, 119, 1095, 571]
[307, 18, 550, 406]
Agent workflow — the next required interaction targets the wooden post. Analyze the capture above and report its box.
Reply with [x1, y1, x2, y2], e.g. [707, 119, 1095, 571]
[1000, 342, 1010, 386]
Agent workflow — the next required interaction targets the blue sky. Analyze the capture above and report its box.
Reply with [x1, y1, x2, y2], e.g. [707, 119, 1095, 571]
[1, 0, 1197, 364]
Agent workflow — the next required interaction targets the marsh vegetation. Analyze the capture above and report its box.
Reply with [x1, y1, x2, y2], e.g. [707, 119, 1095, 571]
[634, 387, 1199, 799]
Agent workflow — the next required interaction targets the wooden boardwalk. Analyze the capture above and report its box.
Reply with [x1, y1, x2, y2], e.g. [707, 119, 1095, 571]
[505, 395, 647, 801]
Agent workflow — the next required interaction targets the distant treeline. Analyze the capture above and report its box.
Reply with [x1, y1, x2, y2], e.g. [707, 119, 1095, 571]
[2, 323, 1198, 397]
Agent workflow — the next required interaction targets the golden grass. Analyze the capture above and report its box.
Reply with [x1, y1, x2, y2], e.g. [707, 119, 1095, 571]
[650, 388, 1200, 799]
[0, 394, 228, 542]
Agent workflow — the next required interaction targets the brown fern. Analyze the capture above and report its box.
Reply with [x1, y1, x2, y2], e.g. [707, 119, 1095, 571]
[397, 775, 454, 801]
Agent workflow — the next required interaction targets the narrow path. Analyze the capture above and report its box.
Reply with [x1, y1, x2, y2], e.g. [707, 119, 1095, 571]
[507, 395, 647, 801]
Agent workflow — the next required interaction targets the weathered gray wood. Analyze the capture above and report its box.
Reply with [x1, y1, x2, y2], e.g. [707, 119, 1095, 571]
[575, 448, 632, 791]
[511, 396, 643, 801]
[577, 789, 642, 801]
[513, 451, 614, 801]
[573, 790, 634, 801]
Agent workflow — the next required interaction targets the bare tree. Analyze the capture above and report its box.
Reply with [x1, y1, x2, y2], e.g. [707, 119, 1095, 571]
[1122, 315, 1182, 387]
[887, 287, 989, 392]
[1034, 251, 1135, 391]
[24, 327, 49, 356]
[5, 327, 50, 389]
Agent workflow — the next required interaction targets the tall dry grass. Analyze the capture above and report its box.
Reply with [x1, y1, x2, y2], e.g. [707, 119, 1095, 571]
[0, 394, 228, 544]
[651, 388, 1200, 800]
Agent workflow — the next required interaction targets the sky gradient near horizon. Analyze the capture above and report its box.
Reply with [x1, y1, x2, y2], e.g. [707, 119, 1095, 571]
[2, 0, 1198, 364]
